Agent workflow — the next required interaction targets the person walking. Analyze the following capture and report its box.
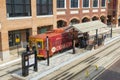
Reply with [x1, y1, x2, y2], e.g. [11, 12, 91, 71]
[26, 45, 30, 52]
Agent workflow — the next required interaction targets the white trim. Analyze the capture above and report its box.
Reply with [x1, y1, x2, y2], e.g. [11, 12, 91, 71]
[57, 8, 67, 9]
[65, 0, 66, 9]
[92, 9, 98, 12]
[37, 15, 53, 18]
[101, 9, 106, 11]
[7, 16, 32, 20]
[57, 11, 66, 15]
[82, 0, 90, 8]
[69, 0, 80, 9]
[70, 10, 79, 14]
[92, 0, 99, 8]
[82, 10, 90, 13]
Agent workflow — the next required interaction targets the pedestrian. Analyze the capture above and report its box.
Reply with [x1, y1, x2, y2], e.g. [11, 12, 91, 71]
[103, 34, 106, 40]
[82, 39, 86, 48]
[32, 44, 37, 54]
[26, 45, 30, 52]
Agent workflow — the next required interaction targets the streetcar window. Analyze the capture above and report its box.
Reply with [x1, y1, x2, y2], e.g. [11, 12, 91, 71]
[37, 41, 42, 49]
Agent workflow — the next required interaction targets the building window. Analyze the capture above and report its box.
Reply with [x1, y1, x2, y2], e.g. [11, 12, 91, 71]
[37, 0, 53, 15]
[101, 0, 106, 7]
[37, 26, 52, 34]
[93, 0, 98, 7]
[83, 0, 89, 8]
[57, 0, 65, 8]
[70, 0, 79, 8]
[6, 0, 31, 17]
[9, 31, 21, 47]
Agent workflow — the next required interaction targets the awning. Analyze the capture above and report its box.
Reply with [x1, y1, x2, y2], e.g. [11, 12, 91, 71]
[73, 20, 107, 33]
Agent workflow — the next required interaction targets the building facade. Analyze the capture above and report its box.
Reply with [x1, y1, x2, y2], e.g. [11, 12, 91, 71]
[0, 0, 57, 60]
[57, 0, 108, 28]
[0, 0, 108, 60]
[108, 0, 120, 27]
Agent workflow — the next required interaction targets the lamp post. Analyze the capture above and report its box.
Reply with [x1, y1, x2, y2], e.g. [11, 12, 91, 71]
[72, 28, 75, 54]
[110, 17, 115, 38]
[46, 36, 49, 66]
[111, 24, 112, 38]
[96, 29, 98, 45]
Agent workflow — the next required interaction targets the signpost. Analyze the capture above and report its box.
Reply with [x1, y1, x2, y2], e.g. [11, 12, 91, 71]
[22, 51, 38, 77]
[16, 37, 20, 57]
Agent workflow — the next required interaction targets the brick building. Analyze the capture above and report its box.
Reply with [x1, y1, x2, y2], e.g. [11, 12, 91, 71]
[57, 0, 108, 27]
[108, 0, 120, 27]
[0, 0, 108, 61]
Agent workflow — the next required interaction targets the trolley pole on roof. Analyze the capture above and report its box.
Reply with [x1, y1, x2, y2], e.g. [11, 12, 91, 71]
[46, 36, 49, 66]
[72, 28, 75, 54]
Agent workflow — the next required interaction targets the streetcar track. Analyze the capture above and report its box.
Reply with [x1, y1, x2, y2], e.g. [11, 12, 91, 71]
[69, 46, 120, 80]
[0, 63, 21, 71]
[0, 67, 21, 77]
[91, 52, 120, 80]
[87, 57, 99, 64]
[49, 39, 120, 80]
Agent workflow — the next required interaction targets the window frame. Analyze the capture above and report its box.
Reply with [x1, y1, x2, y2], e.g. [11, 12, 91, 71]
[70, 0, 79, 9]
[92, 0, 99, 8]
[6, 0, 31, 18]
[8, 30, 21, 47]
[37, 0, 53, 16]
[82, 0, 90, 8]
[57, 0, 66, 9]
[101, 0, 106, 8]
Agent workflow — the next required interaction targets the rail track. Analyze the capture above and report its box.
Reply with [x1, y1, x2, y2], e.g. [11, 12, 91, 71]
[40, 38, 120, 80]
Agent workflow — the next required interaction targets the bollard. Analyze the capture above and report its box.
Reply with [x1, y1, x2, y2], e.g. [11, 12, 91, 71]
[85, 70, 89, 78]
[95, 65, 98, 70]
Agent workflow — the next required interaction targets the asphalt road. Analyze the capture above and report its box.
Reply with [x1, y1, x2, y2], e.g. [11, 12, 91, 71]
[94, 59, 120, 80]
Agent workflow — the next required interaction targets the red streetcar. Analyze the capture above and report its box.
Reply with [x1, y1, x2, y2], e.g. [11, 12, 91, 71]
[29, 28, 78, 59]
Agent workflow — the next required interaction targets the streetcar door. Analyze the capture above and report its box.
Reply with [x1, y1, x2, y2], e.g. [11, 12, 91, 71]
[36, 39, 44, 57]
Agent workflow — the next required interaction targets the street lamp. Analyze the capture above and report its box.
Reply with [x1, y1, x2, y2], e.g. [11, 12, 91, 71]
[46, 36, 49, 66]
[111, 24, 112, 38]
[70, 22, 76, 54]
[72, 28, 75, 54]
[110, 17, 115, 38]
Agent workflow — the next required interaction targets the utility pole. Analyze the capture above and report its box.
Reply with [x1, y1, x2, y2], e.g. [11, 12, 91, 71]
[72, 28, 75, 54]
[46, 36, 49, 66]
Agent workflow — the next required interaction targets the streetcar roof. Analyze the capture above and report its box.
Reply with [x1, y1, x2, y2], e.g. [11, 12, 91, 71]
[30, 28, 65, 39]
